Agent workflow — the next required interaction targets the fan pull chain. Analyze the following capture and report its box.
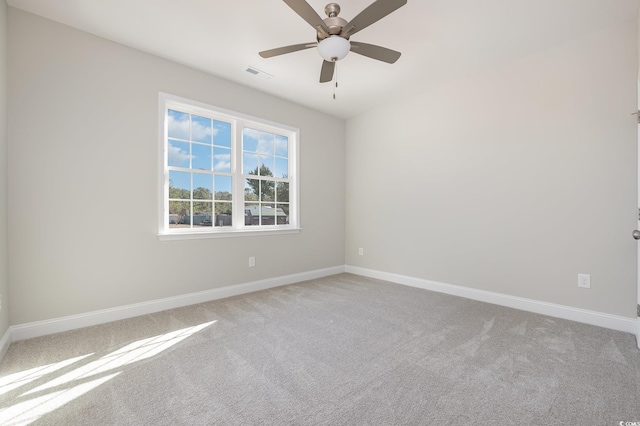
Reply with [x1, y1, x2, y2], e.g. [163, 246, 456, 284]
[333, 61, 338, 100]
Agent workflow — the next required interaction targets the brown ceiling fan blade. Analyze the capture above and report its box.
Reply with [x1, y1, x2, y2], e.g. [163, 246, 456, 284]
[259, 43, 316, 58]
[283, 0, 330, 36]
[350, 41, 401, 64]
[340, 0, 407, 38]
[320, 60, 335, 83]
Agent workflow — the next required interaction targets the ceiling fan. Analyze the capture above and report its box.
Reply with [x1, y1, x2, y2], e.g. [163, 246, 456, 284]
[259, 0, 407, 83]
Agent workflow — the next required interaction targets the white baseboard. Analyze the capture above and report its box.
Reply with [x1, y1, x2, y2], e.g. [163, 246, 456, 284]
[6, 264, 636, 345]
[10, 265, 346, 342]
[346, 265, 637, 335]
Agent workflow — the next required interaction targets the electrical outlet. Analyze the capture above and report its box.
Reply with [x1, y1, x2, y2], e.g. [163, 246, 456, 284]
[578, 274, 590, 289]
[358, 248, 364, 256]
[248, 256, 255, 267]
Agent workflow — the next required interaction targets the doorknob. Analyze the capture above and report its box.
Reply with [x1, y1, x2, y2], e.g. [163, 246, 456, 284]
[633, 230, 640, 240]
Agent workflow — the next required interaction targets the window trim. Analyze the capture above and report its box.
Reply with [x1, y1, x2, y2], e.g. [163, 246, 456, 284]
[157, 92, 300, 240]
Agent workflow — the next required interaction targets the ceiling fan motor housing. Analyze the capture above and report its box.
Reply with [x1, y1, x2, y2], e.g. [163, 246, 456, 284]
[319, 3, 348, 39]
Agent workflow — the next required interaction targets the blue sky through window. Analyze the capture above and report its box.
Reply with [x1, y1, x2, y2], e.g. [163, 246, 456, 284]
[168, 140, 190, 167]
[169, 170, 190, 194]
[242, 128, 288, 177]
[168, 109, 233, 193]
[214, 121, 231, 147]
[215, 175, 232, 196]
[192, 144, 211, 170]
[191, 115, 212, 144]
[243, 128, 259, 152]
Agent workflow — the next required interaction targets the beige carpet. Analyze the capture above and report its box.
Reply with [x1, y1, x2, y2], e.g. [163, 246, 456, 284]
[1, 273, 639, 425]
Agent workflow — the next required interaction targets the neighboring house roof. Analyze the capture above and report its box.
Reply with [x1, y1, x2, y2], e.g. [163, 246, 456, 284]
[245, 205, 287, 217]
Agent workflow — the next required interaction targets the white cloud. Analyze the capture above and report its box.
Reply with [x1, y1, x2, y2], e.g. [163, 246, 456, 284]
[243, 128, 260, 140]
[168, 114, 218, 142]
[168, 114, 190, 140]
[168, 145, 192, 166]
[258, 137, 274, 154]
[214, 153, 231, 171]
[191, 120, 213, 142]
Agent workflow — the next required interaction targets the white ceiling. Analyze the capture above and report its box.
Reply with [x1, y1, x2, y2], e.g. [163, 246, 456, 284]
[6, 0, 639, 119]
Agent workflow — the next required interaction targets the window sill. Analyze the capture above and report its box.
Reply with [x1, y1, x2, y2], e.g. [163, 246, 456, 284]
[157, 227, 301, 241]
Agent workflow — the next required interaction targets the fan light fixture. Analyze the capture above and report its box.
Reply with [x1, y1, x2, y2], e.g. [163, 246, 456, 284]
[317, 36, 351, 62]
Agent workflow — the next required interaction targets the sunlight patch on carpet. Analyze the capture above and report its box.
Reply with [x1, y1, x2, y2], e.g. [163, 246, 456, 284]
[0, 320, 216, 425]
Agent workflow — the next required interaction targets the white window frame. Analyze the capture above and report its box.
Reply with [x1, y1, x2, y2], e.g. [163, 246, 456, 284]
[157, 93, 300, 241]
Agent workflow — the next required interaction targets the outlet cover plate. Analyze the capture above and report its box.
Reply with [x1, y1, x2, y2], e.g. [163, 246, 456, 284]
[578, 273, 590, 288]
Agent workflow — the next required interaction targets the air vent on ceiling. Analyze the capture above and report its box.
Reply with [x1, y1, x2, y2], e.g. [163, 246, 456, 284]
[245, 66, 272, 80]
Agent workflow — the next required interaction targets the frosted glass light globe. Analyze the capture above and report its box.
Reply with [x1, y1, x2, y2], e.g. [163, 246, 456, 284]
[317, 36, 351, 61]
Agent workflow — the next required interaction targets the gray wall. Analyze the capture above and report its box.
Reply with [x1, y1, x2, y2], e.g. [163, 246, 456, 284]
[346, 21, 638, 318]
[4, 7, 638, 328]
[0, 0, 8, 336]
[637, 3, 640, 314]
[8, 9, 345, 324]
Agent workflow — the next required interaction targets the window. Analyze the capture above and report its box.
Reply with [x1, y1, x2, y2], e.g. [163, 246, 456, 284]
[158, 93, 299, 240]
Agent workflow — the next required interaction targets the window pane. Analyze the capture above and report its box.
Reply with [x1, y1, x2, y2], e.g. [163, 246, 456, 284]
[276, 203, 289, 224]
[261, 203, 275, 225]
[275, 157, 288, 178]
[245, 179, 259, 201]
[193, 202, 213, 227]
[168, 140, 190, 168]
[276, 182, 289, 203]
[169, 171, 190, 199]
[214, 175, 232, 200]
[214, 121, 231, 148]
[215, 202, 232, 227]
[261, 180, 275, 202]
[244, 203, 259, 226]
[191, 115, 212, 144]
[163, 99, 296, 234]
[243, 128, 259, 152]
[168, 110, 189, 140]
[258, 131, 274, 155]
[243, 153, 259, 174]
[193, 174, 213, 200]
[260, 156, 275, 176]
[192, 144, 212, 171]
[213, 147, 231, 172]
[275, 135, 288, 157]
[169, 201, 190, 228]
